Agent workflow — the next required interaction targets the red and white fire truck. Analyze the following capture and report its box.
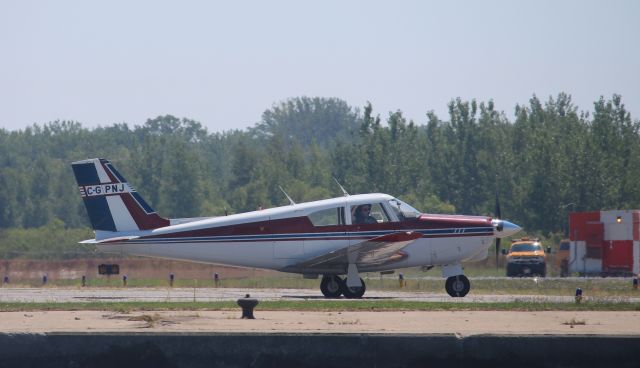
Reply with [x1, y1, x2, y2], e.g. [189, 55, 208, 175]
[567, 210, 639, 276]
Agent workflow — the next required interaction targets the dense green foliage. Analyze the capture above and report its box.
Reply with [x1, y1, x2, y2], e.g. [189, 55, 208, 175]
[1, 94, 638, 258]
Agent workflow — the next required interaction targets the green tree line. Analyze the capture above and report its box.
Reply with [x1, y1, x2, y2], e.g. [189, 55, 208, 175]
[1, 94, 638, 258]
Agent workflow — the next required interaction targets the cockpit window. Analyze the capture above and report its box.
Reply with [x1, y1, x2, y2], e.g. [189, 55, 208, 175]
[387, 199, 421, 220]
[308, 207, 344, 226]
[351, 203, 389, 224]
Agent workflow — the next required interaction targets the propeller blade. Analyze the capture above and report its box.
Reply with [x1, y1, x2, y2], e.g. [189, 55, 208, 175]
[495, 237, 501, 270]
[494, 191, 503, 231]
[494, 190, 502, 270]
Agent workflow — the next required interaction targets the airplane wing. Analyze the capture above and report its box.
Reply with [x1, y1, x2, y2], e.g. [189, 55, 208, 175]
[283, 231, 422, 273]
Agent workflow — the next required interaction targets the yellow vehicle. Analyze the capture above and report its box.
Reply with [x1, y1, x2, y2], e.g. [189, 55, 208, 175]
[503, 238, 547, 277]
[556, 239, 570, 277]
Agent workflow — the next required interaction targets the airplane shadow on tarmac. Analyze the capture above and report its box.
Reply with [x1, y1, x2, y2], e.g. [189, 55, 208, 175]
[282, 295, 393, 300]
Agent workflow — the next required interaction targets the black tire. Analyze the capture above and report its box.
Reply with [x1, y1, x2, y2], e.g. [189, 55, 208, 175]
[320, 275, 343, 298]
[445, 275, 470, 297]
[341, 277, 366, 299]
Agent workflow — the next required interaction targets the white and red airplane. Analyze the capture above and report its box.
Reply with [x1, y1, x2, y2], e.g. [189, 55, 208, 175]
[72, 158, 521, 298]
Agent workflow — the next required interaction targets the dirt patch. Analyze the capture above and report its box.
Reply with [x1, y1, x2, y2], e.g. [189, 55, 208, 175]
[1, 310, 639, 336]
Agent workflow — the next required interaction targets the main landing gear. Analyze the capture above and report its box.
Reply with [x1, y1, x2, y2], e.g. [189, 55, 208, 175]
[320, 275, 366, 299]
[320, 271, 470, 298]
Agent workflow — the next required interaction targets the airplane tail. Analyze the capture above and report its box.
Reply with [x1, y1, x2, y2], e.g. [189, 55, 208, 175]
[71, 158, 169, 232]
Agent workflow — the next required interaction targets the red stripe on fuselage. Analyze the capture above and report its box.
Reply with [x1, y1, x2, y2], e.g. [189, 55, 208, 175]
[417, 214, 492, 227]
[141, 214, 492, 240]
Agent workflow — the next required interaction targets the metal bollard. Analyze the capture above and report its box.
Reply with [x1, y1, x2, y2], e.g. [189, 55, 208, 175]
[575, 288, 582, 303]
[237, 294, 259, 319]
[122, 275, 128, 287]
[214, 273, 219, 287]
[633, 278, 638, 290]
[81, 275, 86, 287]
[169, 273, 175, 287]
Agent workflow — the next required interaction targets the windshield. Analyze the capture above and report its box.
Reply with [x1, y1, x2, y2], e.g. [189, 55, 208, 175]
[388, 199, 421, 220]
[511, 243, 543, 252]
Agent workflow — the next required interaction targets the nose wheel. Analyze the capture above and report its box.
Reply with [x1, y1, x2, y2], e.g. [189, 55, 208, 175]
[445, 275, 470, 297]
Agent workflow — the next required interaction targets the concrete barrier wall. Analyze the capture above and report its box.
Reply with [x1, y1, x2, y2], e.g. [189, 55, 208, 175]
[0, 333, 638, 368]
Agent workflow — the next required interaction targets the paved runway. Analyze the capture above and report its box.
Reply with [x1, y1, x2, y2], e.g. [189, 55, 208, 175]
[2, 286, 639, 303]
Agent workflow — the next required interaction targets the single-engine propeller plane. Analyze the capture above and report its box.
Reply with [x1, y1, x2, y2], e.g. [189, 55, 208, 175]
[72, 158, 521, 298]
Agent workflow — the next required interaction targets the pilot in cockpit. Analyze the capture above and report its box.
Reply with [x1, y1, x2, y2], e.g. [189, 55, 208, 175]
[352, 204, 377, 224]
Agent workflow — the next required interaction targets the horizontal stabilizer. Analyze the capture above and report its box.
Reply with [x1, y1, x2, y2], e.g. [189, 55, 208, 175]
[79, 235, 140, 244]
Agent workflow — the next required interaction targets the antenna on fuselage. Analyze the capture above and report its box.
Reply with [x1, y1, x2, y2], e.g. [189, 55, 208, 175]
[333, 177, 350, 197]
[278, 186, 296, 205]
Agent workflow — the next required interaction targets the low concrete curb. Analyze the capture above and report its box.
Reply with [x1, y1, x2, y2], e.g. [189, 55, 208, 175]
[0, 333, 638, 368]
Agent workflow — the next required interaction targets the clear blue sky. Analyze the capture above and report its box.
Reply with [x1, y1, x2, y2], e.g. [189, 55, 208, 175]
[1, 0, 638, 132]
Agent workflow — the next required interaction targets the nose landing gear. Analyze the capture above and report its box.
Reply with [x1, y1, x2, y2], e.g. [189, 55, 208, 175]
[445, 275, 470, 297]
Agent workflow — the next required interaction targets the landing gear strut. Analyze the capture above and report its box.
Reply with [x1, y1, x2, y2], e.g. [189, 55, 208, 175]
[320, 275, 366, 299]
[445, 275, 470, 297]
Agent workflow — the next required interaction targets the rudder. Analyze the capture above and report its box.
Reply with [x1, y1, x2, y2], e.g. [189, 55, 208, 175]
[71, 158, 169, 232]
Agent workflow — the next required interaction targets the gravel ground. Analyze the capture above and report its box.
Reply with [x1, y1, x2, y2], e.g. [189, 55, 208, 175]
[2, 310, 639, 336]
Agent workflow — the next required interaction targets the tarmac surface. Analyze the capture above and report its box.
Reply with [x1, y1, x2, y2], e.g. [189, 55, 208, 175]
[3, 287, 639, 368]
[1, 287, 639, 337]
[2, 286, 640, 303]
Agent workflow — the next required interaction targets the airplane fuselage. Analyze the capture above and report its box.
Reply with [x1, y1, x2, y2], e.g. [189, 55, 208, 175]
[94, 194, 496, 275]
[72, 158, 522, 297]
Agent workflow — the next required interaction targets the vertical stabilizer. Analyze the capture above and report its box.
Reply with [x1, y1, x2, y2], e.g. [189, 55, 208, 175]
[71, 158, 169, 232]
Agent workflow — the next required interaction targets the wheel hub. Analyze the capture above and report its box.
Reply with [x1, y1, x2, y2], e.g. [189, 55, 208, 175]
[327, 279, 340, 293]
[453, 279, 464, 292]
